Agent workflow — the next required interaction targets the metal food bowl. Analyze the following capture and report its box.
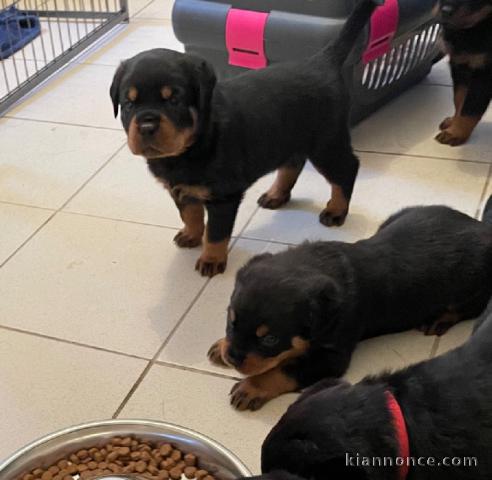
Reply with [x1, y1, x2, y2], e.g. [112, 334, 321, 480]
[0, 420, 252, 480]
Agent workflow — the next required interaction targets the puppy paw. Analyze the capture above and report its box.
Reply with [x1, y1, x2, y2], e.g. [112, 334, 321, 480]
[208, 338, 229, 367]
[230, 379, 270, 411]
[319, 208, 347, 227]
[195, 256, 227, 277]
[439, 116, 453, 131]
[174, 229, 202, 248]
[435, 129, 469, 146]
[257, 192, 291, 210]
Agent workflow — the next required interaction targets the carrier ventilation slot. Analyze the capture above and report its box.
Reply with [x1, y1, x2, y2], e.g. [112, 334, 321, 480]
[362, 24, 441, 90]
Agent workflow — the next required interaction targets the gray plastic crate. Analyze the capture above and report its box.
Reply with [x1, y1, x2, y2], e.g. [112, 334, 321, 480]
[172, 0, 442, 124]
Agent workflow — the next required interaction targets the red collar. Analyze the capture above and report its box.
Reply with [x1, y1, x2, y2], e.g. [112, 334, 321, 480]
[385, 391, 410, 480]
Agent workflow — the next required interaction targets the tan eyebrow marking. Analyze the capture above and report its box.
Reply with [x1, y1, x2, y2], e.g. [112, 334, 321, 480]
[256, 325, 269, 337]
[128, 86, 138, 102]
[161, 86, 173, 100]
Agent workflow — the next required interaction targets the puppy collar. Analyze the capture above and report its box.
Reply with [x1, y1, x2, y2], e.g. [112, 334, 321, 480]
[385, 391, 410, 480]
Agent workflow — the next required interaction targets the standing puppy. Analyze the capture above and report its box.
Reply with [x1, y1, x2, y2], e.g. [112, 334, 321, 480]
[435, 0, 492, 146]
[209, 199, 492, 410]
[109, 0, 383, 277]
[260, 305, 492, 479]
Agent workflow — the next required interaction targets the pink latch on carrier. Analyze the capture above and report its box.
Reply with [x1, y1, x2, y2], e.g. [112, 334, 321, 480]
[225, 8, 269, 69]
[363, 0, 400, 64]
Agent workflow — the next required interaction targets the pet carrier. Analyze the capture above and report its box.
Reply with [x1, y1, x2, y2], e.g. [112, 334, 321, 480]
[172, 0, 442, 124]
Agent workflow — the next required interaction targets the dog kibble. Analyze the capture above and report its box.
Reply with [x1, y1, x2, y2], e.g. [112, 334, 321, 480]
[19, 436, 217, 480]
[184, 467, 197, 478]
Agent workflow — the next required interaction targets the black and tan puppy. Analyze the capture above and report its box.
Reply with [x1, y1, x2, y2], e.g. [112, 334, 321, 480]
[260, 303, 492, 480]
[435, 0, 492, 146]
[209, 198, 492, 410]
[109, 0, 383, 277]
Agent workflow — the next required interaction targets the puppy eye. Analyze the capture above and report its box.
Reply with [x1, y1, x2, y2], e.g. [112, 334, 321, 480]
[260, 335, 279, 348]
[124, 101, 133, 111]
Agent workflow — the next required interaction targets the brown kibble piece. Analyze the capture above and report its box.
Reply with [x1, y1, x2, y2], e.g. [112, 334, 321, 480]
[69, 454, 78, 464]
[98, 461, 108, 469]
[157, 472, 170, 480]
[41, 472, 52, 480]
[176, 461, 186, 470]
[80, 471, 91, 479]
[23, 475, 35, 480]
[131, 451, 141, 460]
[135, 460, 147, 473]
[162, 458, 176, 469]
[195, 470, 208, 479]
[78, 464, 89, 473]
[112, 437, 123, 446]
[184, 453, 196, 466]
[77, 450, 89, 460]
[119, 446, 131, 456]
[184, 466, 197, 478]
[57, 460, 69, 470]
[67, 465, 78, 475]
[169, 467, 183, 480]
[108, 463, 121, 473]
[203, 475, 215, 480]
[147, 464, 159, 475]
[32, 469, 44, 478]
[93, 452, 104, 462]
[87, 461, 98, 470]
[63, 476, 73, 480]
[171, 450, 182, 462]
[159, 444, 173, 457]
[141, 451, 151, 461]
[107, 451, 119, 462]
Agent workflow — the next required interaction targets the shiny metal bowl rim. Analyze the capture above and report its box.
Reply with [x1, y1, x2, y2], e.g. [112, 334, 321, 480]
[0, 419, 252, 477]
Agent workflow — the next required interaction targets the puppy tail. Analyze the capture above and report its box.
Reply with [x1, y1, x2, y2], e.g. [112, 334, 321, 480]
[330, 0, 385, 65]
[482, 195, 492, 225]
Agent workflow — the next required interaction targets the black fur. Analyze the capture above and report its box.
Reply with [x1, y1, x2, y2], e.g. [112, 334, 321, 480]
[109, 0, 382, 276]
[435, 0, 492, 145]
[224, 199, 492, 403]
[260, 305, 492, 479]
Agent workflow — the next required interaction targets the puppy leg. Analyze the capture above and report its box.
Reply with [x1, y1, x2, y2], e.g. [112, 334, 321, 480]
[311, 141, 359, 227]
[437, 69, 490, 146]
[420, 310, 461, 336]
[258, 158, 306, 210]
[230, 366, 298, 411]
[207, 337, 231, 367]
[173, 201, 205, 248]
[439, 64, 468, 132]
[196, 196, 242, 277]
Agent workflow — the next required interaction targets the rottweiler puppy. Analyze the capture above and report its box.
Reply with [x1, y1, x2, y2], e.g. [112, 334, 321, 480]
[209, 198, 492, 410]
[109, 0, 383, 277]
[260, 303, 492, 480]
[435, 0, 492, 146]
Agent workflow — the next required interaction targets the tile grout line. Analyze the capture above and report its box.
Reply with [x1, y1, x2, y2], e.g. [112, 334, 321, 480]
[3, 115, 123, 132]
[474, 163, 492, 219]
[353, 148, 492, 166]
[112, 204, 263, 417]
[0, 324, 150, 361]
[0, 200, 56, 212]
[154, 360, 241, 381]
[0, 142, 127, 269]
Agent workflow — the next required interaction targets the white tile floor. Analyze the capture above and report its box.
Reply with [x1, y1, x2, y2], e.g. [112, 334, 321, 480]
[1, 0, 491, 473]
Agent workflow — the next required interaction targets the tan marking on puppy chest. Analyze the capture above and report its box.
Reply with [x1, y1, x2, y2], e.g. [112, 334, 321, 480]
[452, 53, 490, 69]
[238, 335, 310, 376]
[161, 86, 173, 100]
[256, 325, 269, 337]
[128, 86, 138, 102]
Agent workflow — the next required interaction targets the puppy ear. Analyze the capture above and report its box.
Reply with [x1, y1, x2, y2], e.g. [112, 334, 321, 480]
[296, 377, 351, 404]
[306, 275, 342, 340]
[110, 61, 127, 118]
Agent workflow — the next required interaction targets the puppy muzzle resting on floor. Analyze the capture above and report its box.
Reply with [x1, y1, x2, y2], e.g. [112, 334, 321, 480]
[109, 0, 383, 277]
[257, 299, 492, 480]
[209, 197, 492, 411]
[434, 0, 492, 146]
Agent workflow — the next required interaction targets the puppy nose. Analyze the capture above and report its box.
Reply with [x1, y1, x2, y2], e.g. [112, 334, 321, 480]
[139, 121, 159, 136]
[440, 4, 455, 16]
[227, 347, 245, 367]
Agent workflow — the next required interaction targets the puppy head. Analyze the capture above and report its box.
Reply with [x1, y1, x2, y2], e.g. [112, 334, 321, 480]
[221, 252, 341, 376]
[436, 0, 492, 28]
[110, 48, 216, 159]
[262, 380, 395, 480]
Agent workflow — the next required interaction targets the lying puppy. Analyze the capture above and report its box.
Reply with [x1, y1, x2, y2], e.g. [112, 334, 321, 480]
[209, 198, 492, 410]
[435, 0, 492, 146]
[261, 304, 492, 480]
[109, 0, 383, 277]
